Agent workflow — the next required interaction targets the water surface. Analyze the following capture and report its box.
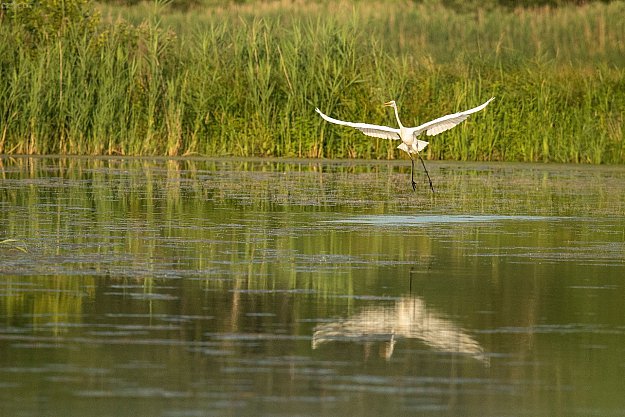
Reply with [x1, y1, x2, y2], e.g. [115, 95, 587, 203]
[1, 157, 625, 416]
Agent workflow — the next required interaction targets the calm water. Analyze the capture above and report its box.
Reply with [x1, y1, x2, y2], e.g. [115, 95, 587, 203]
[1, 156, 625, 417]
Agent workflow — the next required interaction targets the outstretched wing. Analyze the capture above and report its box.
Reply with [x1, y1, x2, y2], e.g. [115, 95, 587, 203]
[315, 108, 401, 140]
[411, 97, 495, 137]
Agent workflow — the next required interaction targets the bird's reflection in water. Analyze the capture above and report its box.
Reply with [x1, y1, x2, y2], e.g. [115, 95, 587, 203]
[312, 296, 488, 364]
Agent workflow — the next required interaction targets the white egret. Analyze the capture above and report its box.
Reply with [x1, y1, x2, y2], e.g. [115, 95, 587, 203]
[316, 97, 495, 192]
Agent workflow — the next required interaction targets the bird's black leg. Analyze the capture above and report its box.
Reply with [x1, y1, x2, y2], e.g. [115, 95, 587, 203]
[417, 152, 435, 193]
[410, 157, 417, 191]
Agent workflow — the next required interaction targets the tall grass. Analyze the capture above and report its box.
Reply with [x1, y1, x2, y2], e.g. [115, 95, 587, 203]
[0, 0, 624, 162]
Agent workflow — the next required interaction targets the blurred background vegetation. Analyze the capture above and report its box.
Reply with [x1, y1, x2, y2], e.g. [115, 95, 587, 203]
[94, 0, 612, 8]
[0, 0, 624, 161]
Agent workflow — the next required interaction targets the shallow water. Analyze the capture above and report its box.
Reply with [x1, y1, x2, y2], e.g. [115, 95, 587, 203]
[1, 156, 625, 416]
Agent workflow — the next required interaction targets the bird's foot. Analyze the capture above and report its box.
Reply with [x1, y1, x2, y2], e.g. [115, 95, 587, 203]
[411, 180, 417, 191]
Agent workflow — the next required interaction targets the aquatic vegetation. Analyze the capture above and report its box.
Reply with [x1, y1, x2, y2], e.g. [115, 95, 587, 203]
[0, 1, 624, 162]
[0, 239, 28, 253]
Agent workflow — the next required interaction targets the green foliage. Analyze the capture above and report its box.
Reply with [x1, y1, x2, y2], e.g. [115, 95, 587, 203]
[1, 0, 100, 46]
[96, 0, 201, 10]
[437, 0, 611, 10]
[0, 1, 624, 162]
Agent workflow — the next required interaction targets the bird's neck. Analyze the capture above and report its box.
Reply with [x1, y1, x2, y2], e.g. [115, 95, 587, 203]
[392, 105, 404, 129]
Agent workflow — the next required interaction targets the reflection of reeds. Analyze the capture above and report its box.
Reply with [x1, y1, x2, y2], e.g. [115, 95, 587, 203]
[0, 275, 94, 334]
[313, 296, 487, 363]
[1, 156, 625, 314]
[1, 157, 625, 267]
[0, 239, 28, 253]
[1, 2, 624, 162]
[2, 157, 625, 345]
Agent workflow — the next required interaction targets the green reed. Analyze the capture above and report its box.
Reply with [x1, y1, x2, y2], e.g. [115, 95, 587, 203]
[0, 1, 624, 162]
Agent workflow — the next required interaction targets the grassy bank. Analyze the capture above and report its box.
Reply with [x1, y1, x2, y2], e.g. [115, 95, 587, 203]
[0, 0, 624, 162]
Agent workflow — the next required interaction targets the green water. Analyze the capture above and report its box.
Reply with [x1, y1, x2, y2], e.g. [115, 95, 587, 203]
[1, 156, 625, 416]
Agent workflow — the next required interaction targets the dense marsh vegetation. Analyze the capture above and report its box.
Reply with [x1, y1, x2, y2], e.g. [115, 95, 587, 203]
[1, 0, 624, 162]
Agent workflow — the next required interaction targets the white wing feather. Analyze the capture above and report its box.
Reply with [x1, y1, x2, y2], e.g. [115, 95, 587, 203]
[315, 108, 401, 141]
[411, 97, 495, 137]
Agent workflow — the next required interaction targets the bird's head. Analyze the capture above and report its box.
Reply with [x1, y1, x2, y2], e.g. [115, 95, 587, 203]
[383, 100, 397, 108]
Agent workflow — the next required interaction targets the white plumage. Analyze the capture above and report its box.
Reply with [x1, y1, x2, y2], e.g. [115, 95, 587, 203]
[315, 97, 495, 191]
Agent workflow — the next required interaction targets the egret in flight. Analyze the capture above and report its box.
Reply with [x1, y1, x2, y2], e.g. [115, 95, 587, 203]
[316, 97, 495, 192]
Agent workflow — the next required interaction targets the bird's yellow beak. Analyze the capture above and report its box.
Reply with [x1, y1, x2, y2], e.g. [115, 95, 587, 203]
[383, 101, 393, 107]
